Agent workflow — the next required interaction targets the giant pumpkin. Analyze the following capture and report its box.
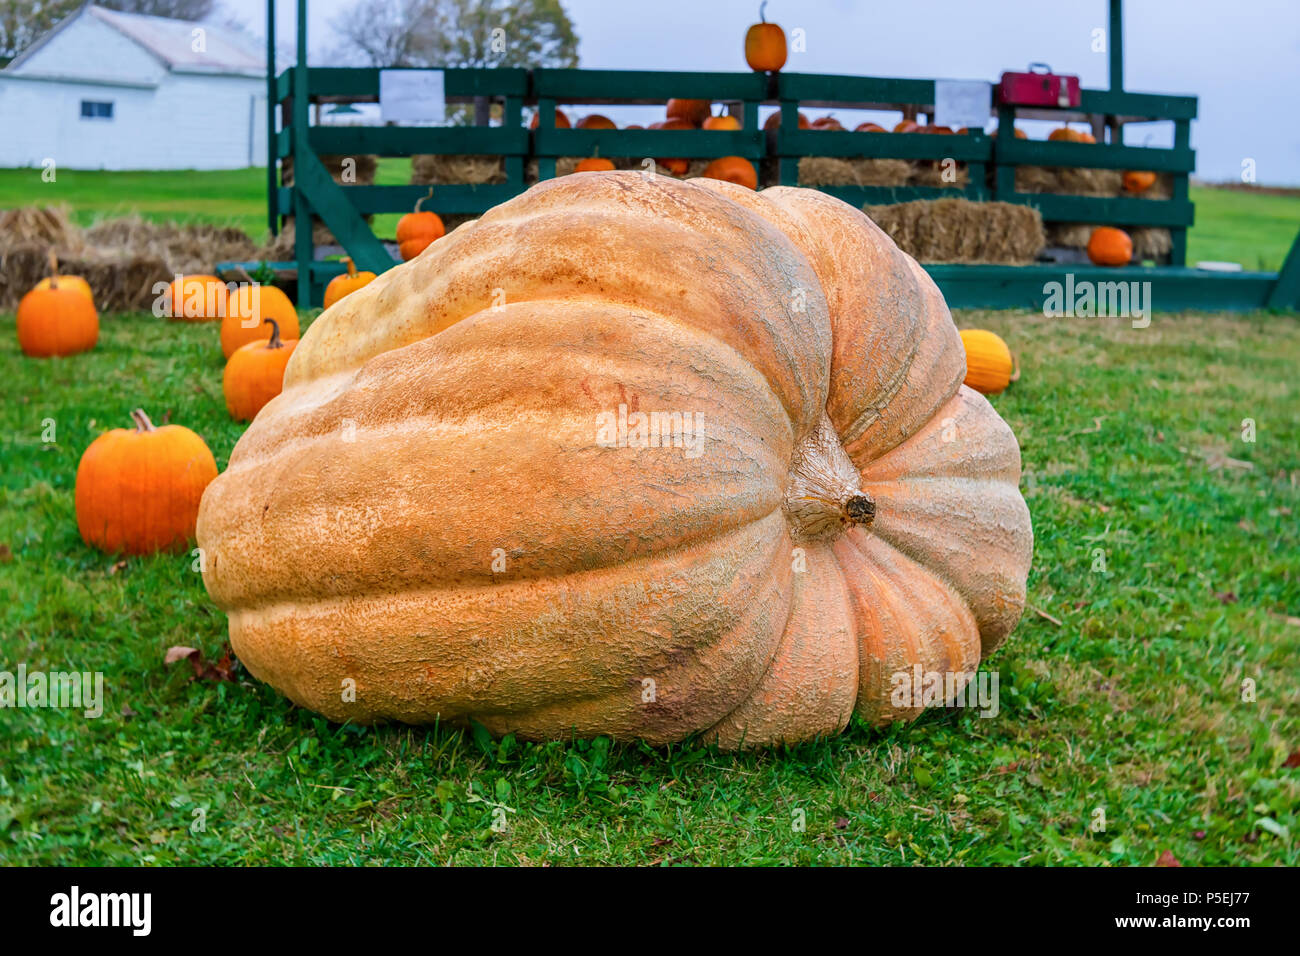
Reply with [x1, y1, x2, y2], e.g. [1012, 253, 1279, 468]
[196, 173, 1033, 748]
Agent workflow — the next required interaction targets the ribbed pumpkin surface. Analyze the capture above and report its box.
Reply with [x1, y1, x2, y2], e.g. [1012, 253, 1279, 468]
[196, 173, 1033, 748]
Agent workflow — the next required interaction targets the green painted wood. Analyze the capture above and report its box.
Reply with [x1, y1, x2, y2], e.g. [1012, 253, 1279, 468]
[777, 130, 991, 161]
[275, 68, 291, 103]
[294, 150, 396, 274]
[777, 73, 934, 105]
[996, 138, 1194, 172]
[1079, 89, 1196, 120]
[533, 68, 766, 102]
[817, 185, 976, 205]
[266, 0, 277, 237]
[1266, 230, 1300, 309]
[309, 127, 528, 156]
[1109, 0, 1124, 92]
[293, 0, 310, 307]
[534, 128, 763, 158]
[275, 127, 291, 158]
[305, 66, 529, 98]
[330, 184, 526, 215]
[1002, 193, 1194, 227]
[925, 264, 1278, 312]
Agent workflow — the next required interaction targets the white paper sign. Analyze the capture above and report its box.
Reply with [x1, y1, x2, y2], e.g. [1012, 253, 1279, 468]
[380, 69, 446, 125]
[934, 79, 992, 130]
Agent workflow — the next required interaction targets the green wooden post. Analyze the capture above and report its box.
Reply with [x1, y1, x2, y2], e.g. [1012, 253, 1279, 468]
[994, 105, 1017, 199]
[293, 0, 310, 308]
[266, 0, 277, 237]
[1172, 118, 1191, 265]
[1266, 230, 1300, 309]
[1109, 0, 1124, 92]
[537, 98, 557, 180]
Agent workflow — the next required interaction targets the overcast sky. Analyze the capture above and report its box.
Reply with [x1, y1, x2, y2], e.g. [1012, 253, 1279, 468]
[222, 0, 1300, 184]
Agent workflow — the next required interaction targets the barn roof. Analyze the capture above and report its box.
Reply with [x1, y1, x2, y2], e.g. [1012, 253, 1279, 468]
[7, 4, 265, 78]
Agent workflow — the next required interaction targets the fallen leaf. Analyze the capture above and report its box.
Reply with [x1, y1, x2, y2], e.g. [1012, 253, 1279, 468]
[0, 544, 12, 563]
[1215, 591, 1238, 605]
[1193, 830, 1207, 840]
[834, 817, 850, 831]
[107, 559, 128, 575]
[1155, 849, 1181, 867]
[1282, 750, 1300, 769]
[163, 644, 238, 682]
[164, 646, 199, 665]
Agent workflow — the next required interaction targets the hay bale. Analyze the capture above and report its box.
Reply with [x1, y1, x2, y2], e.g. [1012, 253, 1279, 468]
[864, 198, 1045, 264]
[0, 206, 83, 254]
[0, 242, 169, 311]
[1132, 227, 1172, 260]
[908, 162, 970, 189]
[1016, 166, 1123, 196]
[798, 157, 910, 187]
[1047, 223, 1094, 250]
[412, 154, 505, 185]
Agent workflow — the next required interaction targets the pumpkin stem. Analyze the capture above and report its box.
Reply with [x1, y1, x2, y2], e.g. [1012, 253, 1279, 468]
[844, 493, 876, 528]
[414, 186, 434, 213]
[760, 0, 768, 23]
[264, 317, 283, 349]
[47, 249, 60, 290]
[130, 409, 156, 432]
[344, 257, 356, 277]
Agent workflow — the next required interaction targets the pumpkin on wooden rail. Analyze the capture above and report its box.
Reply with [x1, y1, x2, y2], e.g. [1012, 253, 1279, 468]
[77, 409, 218, 556]
[744, 1, 787, 72]
[1087, 226, 1133, 266]
[196, 173, 1033, 749]
[396, 188, 446, 261]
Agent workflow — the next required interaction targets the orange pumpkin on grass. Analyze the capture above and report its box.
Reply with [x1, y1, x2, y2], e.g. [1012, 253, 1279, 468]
[165, 273, 228, 321]
[76, 409, 217, 556]
[224, 318, 299, 421]
[396, 188, 445, 261]
[34, 251, 93, 303]
[1087, 227, 1133, 266]
[744, 1, 787, 72]
[221, 280, 299, 358]
[17, 269, 98, 358]
[959, 329, 1018, 395]
[196, 173, 1033, 749]
[323, 258, 376, 309]
[700, 156, 758, 189]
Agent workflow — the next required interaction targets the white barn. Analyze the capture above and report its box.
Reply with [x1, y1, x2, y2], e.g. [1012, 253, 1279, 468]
[0, 5, 267, 170]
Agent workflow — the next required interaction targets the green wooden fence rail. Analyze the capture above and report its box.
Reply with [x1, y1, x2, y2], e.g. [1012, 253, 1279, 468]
[242, 62, 1300, 312]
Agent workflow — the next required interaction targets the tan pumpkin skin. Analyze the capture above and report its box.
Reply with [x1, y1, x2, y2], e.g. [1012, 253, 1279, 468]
[197, 173, 1032, 748]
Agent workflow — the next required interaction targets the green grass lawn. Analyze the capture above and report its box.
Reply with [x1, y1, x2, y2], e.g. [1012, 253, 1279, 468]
[0, 308, 1296, 865]
[1, 166, 1296, 270]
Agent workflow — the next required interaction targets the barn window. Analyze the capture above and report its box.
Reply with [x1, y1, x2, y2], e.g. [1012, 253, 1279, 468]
[80, 101, 114, 120]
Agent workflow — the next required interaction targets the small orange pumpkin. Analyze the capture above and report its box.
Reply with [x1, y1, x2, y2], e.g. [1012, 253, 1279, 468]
[893, 119, 920, 133]
[653, 118, 696, 174]
[700, 156, 758, 190]
[397, 188, 446, 261]
[323, 258, 377, 310]
[575, 157, 617, 172]
[810, 116, 845, 131]
[744, 1, 787, 72]
[165, 273, 228, 321]
[665, 99, 711, 127]
[529, 109, 571, 129]
[75, 408, 218, 556]
[959, 329, 1017, 395]
[763, 111, 810, 131]
[702, 113, 742, 131]
[1048, 126, 1096, 144]
[221, 281, 299, 358]
[990, 127, 1028, 139]
[34, 251, 93, 303]
[854, 122, 886, 133]
[916, 125, 954, 135]
[1087, 227, 1133, 267]
[575, 114, 617, 130]
[224, 318, 299, 421]
[1123, 170, 1157, 194]
[17, 270, 99, 358]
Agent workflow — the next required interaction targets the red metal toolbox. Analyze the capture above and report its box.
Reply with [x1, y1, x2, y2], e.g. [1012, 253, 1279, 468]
[998, 63, 1080, 108]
